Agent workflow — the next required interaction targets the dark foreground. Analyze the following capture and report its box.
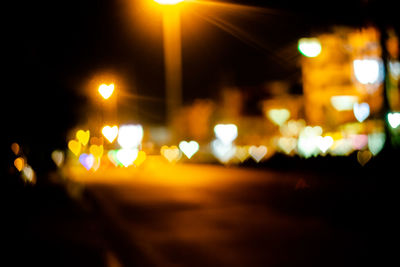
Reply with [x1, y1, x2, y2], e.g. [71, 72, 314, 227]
[1, 156, 397, 267]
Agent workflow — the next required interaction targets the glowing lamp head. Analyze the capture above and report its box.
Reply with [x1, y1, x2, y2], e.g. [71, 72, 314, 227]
[98, 83, 115, 99]
[154, 0, 184, 5]
[298, 38, 322, 58]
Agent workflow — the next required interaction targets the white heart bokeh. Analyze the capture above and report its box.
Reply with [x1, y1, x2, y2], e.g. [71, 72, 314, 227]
[353, 103, 370, 122]
[214, 124, 238, 145]
[179, 141, 199, 159]
[118, 124, 143, 149]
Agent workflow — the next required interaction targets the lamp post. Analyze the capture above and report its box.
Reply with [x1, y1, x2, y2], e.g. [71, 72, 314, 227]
[98, 83, 118, 125]
[154, 0, 184, 125]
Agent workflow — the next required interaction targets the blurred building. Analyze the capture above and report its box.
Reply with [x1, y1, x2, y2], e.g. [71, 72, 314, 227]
[386, 28, 400, 111]
[301, 27, 385, 129]
[169, 26, 399, 148]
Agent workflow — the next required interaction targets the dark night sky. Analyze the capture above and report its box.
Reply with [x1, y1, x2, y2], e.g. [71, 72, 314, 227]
[2, 0, 398, 160]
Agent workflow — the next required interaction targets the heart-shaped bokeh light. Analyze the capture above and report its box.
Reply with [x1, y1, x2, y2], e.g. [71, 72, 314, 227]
[161, 146, 181, 163]
[89, 145, 104, 158]
[211, 139, 236, 163]
[316, 136, 334, 153]
[267, 109, 290, 126]
[11, 142, 20, 155]
[118, 124, 143, 149]
[235, 146, 250, 162]
[368, 133, 385, 156]
[79, 153, 94, 171]
[91, 157, 101, 171]
[21, 165, 35, 183]
[102, 125, 119, 143]
[249, 145, 267, 162]
[116, 148, 138, 167]
[76, 130, 90, 146]
[388, 112, 400, 128]
[280, 119, 305, 136]
[179, 141, 199, 159]
[98, 83, 114, 100]
[14, 157, 24, 172]
[51, 150, 65, 167]
[297, 126, 323, 158]
[108, 150, 122, 167]
[214, 124, 238, 145]
[278, 137, 297, 154]
[353, 103, 370, 122]
[68, 140, 81, 156]
[357, 150, 372, 166]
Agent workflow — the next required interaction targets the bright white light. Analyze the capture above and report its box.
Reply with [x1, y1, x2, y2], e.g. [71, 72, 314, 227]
[98, 84, 114, 100]
[116, 148, 138, 167]
[117, 124, 143, 149]
[297, 126, 323, 158]
[214, 124, 238, 145]
[316, 136, 333, 153]
[330, 95, 359, 111]
[388, 112, 400, 128]
[353, 58, 384, 85]
[179, 141, 199, 159]
[297, 136, 319, 158]
[353, 102, 370, 122]
[298, 38, 322, 58]
[102, 125, 119, 143]
[211, 139, 236, 163]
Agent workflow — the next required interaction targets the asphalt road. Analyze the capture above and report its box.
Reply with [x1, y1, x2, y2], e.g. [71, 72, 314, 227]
[60, 158, 391, 266]
[3, 157, 395, 266]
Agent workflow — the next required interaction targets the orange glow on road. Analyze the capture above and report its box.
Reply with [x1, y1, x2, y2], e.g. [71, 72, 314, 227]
[134, 151, 147, 166]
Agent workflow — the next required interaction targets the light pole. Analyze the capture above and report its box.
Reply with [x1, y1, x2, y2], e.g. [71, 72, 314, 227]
[154, 0, 184, 125]
[98, 83, 118, 125]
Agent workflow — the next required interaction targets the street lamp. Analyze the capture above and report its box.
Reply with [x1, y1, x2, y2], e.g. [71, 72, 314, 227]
[97, 83, 118, 126]
[298, 38, 322, 58]
[154, 0, 184, 125]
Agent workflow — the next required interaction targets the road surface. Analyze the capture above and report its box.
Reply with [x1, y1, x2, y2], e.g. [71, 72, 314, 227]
[50, 157, 388, 267]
